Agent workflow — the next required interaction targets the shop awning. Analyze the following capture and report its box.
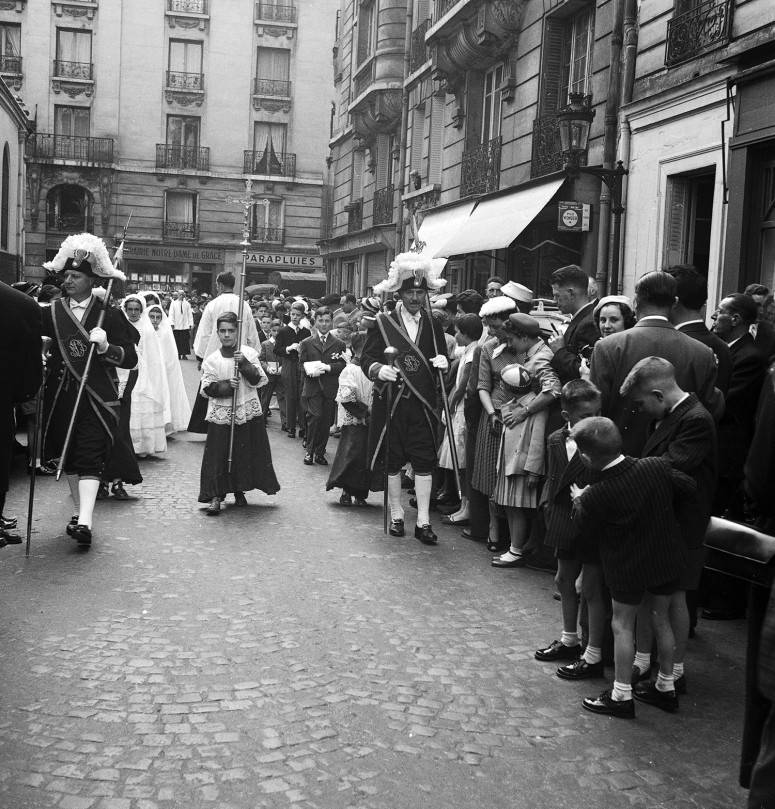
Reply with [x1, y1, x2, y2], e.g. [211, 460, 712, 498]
[414, 200, 476, 261]
[432, 177, 565, 258]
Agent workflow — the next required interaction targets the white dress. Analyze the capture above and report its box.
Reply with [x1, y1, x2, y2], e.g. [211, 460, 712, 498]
[438, 342, 474, 470]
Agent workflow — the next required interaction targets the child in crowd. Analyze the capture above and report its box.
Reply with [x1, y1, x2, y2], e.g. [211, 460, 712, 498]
[570, 417, 694, 719]
[326, 333, 373, 506]
[619, 356, 717, 703]
[259, 319, 286, 429]
[534, 380, 609, 685]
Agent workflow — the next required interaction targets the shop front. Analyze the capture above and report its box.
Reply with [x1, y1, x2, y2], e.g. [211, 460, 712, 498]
[122, 242, 225, 295]
[320, 229, 396, 297]
[245, 250, 323, 286]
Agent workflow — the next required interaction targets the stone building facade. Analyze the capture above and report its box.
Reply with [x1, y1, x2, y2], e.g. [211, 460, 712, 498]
[5, 0, 338, 293]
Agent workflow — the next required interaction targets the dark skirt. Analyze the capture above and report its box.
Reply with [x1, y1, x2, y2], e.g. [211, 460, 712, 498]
[470, 410, 502, 497]
[198, 417, 280, 501]
[103, 390, 142, 485]
[174, 329, 191, 355]
[187, 385, 209, 434]
[326, 424, 369, 498]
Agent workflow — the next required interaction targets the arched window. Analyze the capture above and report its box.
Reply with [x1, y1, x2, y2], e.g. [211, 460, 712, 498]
[46, 184, 93, 233]
[1, 144, 8, 251]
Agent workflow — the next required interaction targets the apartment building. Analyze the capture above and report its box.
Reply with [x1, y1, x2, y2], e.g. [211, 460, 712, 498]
[3, 0, 338, 292]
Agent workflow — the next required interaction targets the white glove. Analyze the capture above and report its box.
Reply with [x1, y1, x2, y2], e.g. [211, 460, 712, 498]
[322, 364, 331, 373]
[89, 327, 108, 354]
[570, 483, 589, 501]
[431, 354, 448, 371]
[377, 364, 399, 383]
[288, 342, 299, 353]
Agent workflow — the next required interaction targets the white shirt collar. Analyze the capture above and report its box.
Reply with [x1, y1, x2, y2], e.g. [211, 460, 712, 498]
[638, 315, 669, 323]
[602, 454, 626, 471]
[670, 392, 690, 413]
[69, 295, 92, 309]
[677, 319, 704, 328]
[399, 303, 421, 323]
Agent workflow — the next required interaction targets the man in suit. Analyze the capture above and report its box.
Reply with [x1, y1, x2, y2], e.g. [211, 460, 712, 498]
[667, 264, 732, 397]
[590, 271, 719, 456]
[745, 283, 775, 361]
[274, 301, 311, 439]
[548, 264, 599, 384]
[711, 292, 768, 519]
[168, 290, 194, 359]
[361, 258, 449, 545]
[299, 307, 346, 465]
[746, 366, 775, 535]
[0, 281, 42, 545]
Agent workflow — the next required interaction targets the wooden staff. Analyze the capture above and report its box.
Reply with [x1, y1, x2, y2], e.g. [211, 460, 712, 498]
[26, 337, 51, 556]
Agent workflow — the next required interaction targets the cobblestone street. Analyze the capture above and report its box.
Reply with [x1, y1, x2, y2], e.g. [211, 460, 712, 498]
[0, 361, 748, 809]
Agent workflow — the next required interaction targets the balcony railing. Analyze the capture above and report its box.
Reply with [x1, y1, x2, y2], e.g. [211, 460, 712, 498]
[0, 55, 22, 74]
[346, 199, 363, 233]
[353, 58, 376, 98]
[373, 184, 394, 226]
[253, 77, 291, 97]
[410, 18, 431, 73]
[665, 0, 733, 66]
[531, 115, 563, 177]
[163, 221, 199, 240]
[254, 2, 296, 23]
[168, 0, 207, 12]
[27, 133, 114, 164]
[53, 60, 93, 80]
[166, 70, 204, 91]
[243, 149, 296, 177]
[156, 144, 210, 172]
[433, 0, 460, 22]
[251, 226, 285, 244]
[460, 135, 501, 197]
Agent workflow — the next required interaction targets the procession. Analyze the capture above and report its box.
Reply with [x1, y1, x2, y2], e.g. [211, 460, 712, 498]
[2, 0, 775, 806]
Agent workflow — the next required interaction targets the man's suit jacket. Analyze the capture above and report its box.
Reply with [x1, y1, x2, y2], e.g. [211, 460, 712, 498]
[0, 281, 42, 405]
[745, 367, 775, 525]
[677, 320, 732, 396]
[641, 394, 717, 548]
[718, 332, 767, 476]
[274, 324, 311, 363]
[590, 317, 719, 455]
[298, 333, 346, 399]
[753, 319, 775, 362]
[550, 300, 599, 384]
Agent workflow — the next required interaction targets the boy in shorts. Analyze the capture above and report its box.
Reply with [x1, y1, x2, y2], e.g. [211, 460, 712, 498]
[570, 417, 694, 719]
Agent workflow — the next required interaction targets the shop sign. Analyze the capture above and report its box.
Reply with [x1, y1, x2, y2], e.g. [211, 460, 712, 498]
[123, 243, 225, 263]
[557, 201, 591, 232]
[246, 252, 322, 269]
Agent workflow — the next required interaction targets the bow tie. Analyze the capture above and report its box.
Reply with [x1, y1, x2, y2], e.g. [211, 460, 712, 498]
[70, 300, 88, 310]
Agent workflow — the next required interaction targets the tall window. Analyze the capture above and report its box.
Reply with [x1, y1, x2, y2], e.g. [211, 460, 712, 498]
[47, 185, 92, 233]
[54, 106, 90, 137]
[356, 0, 378, 64]
[256, 47, 290, 94]
[410, 103, 426, 185]
[427, 94, 444, 184]
[663, 171, 715, 274]
[168, 39, 203, 89]
[166, 115, 200, 149]
[1, 144, 9, 251]
[481, 64, 503, 142]
[55, 29, 91, 70]
[253, 121, 287, 155]
[164, 190, 198, 238]
[566, 8, 593, 97]
[0, 24, 20, 72]
[352, 148, 365, 200]
[252, 198, 284, 242]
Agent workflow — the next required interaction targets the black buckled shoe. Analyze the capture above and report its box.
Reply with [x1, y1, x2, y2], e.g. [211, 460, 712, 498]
[287, 429, 296, 439]
[633, 681, 679, 713]
[556, 658, 605, 681]
[582, 690, 635, 719]
[389, 519, 405, 537]
[96, 482, 110, 500]
[111, 482, 131, 500]
[631, 665, 651, 686]
[535, 640, 582, 662]
[339, 493, 352, 507]
[65, 515, 79, 537]
[414, 524, 438, 545]
[234, 492, 248, 507]
[314, 455, 328, 466]
[70, 524, 92, 547]
[0, 529, 21, 545]
[303, 453, 314, 465]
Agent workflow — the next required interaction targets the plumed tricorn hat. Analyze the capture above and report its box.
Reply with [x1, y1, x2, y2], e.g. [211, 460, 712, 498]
[373, 252, 446, 296]
[43, 233, 125, 281]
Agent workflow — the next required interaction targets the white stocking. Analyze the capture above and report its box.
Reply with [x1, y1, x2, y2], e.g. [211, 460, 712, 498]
[387, 474, 404, 521]
[77, 478, 100, 529]
[414, 474, 433, 527]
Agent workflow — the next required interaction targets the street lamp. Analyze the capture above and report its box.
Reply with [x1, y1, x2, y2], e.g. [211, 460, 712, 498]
[557, 92, 628, 293]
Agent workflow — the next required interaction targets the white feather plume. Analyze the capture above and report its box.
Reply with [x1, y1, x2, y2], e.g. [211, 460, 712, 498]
[373, 251, 447, 296]
[479, 296, 516, 318]
[42, 233, 126, 281]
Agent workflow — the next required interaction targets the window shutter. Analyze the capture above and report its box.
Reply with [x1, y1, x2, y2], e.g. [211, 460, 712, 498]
[410, 104, 426, 179]
[428, 94, 444, 185]
[415, 0, 430, 22]
[352, 149, 364, 198]
[663, 177, 691, 268]
[540, 17, 567, 114]
[375, 133, 389, 189]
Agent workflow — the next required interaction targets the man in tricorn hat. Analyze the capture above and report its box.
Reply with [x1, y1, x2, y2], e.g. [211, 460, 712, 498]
[361, 253, 449, 544]
[41, 233, 138, 548]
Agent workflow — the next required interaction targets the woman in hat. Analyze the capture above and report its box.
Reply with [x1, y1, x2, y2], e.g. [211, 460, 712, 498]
[488, 313, 561, 568]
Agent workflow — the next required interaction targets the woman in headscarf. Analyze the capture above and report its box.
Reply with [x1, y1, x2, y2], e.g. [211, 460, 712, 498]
[143, 293, 191, 434]
[123, 295, 171, 458]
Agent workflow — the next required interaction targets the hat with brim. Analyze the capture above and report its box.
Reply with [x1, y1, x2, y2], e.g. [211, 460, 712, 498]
[373, 251, 446, 296]
[501, 281, 533, 304]
[42, 233, 125, 281]
[593, 294, 632, 320]
[504, 312, 541, 338]
[479, 296, 516, 318]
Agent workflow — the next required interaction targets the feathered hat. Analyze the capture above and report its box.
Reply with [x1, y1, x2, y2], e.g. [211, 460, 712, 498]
[43, 233, 125, 281]
[373, 251, 447, 296]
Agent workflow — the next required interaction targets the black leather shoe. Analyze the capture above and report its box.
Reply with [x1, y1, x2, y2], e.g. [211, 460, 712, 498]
[701, 607, 745, 620]
[96, 482, 110, 500]
[71, 524, 92, 547]
[461, 527, 486, 541]
[633, 681, 679, 713]
[339, 492, 352, 507]
[314, 455, 328, 466]
[491, 553, 526, 568]
[535, 640, 582, 662]
[675, 674, 686, 695]
[303, 453, 314, 465]
[389, 519, 405, 537]
[234, 492, 248, 507]
[556, 658, 605, 680]
[65, 515, 79, 537]
[0, 529, 21, 545]
[631, 665, 651, 685]
[111, 482, 131, 500]
[354, 497, 368, 507]
[287, 429, 296, 439]
[415, 524, 438, 545]
[582, 690, 635, 719]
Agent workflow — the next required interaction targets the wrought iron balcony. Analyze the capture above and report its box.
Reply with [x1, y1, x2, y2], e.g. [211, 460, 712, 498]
[410, 18, 431, 73]
[243, 149, 296, 178]
[156, 144, 210, 172]
[373, 184, 394, 226]
[460, 135, 501, 197]
[168, 0, 207, 11]
[353, 58, 376, 98]
[531, 115, 563, 178]
[163, 220, 199, 240]
[0, 55, 22, 75]
[253, 77, 291, 97]
[346, 198, 363, 233]
[254, 2, 296, 23]
[166, 70, 204, 91]
[251, 226, 285, 244]
[27, 133, 114, 164]
[53, 60, 93, 80]
[665, 0, 734, 66]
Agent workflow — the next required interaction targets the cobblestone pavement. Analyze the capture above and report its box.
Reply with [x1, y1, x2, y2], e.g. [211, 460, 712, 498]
[0, 360, 748, 809]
